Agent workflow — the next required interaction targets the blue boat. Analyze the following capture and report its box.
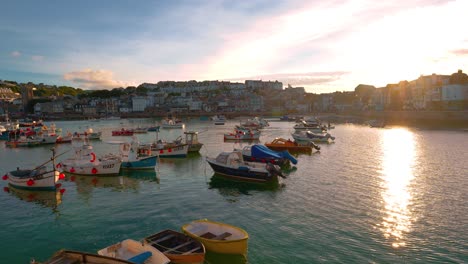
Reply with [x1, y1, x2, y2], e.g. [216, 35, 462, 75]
[147, 126, 160, 132]
[121, 143, 157, 170]
[206, 151, 284, 183]
[238, 144, 297, 167]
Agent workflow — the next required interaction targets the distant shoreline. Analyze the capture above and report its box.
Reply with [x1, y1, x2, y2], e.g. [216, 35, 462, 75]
[17, 110, 468, 129]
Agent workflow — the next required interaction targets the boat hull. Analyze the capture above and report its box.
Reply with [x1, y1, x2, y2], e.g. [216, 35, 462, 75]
[61, 159, 121, 176]
[121, 156, 157, 170]
[207, 160, 274, 183]
[7, 170, 59, 190]
[151, 144, 189, 158]
[188, 143, 203, 153]
[182, 219, 248, 255]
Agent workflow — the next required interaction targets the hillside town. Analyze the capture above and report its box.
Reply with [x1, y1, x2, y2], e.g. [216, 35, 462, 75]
[0, 70, 467, 121]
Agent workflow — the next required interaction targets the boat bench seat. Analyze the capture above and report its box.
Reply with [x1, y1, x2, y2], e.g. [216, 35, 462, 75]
[200, 232, 232, 240]
[164, 241, 193, 253]
[181, 246, 201, 255]
[147, 234, 175, 244]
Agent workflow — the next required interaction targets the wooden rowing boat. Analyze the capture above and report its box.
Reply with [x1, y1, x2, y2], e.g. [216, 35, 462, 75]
[182, 219, 248, 255]
[144, 229, 205, 263]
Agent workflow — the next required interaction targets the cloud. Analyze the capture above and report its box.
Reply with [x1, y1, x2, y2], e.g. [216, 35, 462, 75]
[10, 51, 21, 57]
[63, 69, 134, 89]
[228, 71, 349, 87]
[31, 55, 44, 61]
[452, 49, 468, 55]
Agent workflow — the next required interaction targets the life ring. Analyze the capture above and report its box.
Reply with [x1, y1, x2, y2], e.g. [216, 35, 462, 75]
[90, 152, 96, 162]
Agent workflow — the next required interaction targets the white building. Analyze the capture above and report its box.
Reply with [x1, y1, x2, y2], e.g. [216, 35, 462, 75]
[132, 96, 148, 112]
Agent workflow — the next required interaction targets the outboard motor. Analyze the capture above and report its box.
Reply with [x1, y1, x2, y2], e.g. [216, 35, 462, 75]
[311, 142, 321, 151]
[266, 163, 285, 178]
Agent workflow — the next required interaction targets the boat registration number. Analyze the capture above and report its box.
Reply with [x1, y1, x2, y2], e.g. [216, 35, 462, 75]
[103, 164, 114, 169]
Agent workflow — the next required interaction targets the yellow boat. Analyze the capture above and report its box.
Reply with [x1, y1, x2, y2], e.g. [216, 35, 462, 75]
[181, 219, 248, 255]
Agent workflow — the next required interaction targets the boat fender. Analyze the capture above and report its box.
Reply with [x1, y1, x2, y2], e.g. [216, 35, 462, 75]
[91, 168, 98, 174]
[90, 152, 96, 162]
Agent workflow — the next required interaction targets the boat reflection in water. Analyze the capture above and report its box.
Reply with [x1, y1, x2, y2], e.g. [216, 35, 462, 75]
[208, 174, 282, 196]
[205, 251, 247, 264]
[379, 128, 416, 248]
[64, 169, 159, 196]
[4, 185, 62, 210]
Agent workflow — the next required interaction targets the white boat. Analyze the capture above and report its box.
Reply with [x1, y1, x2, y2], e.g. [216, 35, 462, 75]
[36, 124, 60, 144]
[59, 137, 121, 175]
[292, 131, 335, 143]
[2, 148, 63, 190]
[293, 120, 327, 133]
[224, 128, 261, 140]
[76, 128, 102, 140]
[240, 117, 269, 128]
[98, 239, 170, 264]
[160, 118, 184, 129]
[212, 115, 226, 125]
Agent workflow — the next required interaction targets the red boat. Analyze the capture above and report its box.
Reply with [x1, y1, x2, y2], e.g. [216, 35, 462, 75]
[112, 128, 134, 136]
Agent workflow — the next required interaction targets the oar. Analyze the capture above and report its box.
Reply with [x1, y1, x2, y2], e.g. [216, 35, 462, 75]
[33, 148, 71, 170]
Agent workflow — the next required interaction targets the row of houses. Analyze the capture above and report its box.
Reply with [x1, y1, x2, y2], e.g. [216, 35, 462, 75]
[1, 72, 467, 118]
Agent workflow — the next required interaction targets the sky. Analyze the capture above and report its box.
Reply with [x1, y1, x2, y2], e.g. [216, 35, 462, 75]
[0, 0, 467, 93]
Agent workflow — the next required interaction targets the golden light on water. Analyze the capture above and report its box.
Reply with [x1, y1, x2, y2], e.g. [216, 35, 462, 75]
[379, 128, 415, 248]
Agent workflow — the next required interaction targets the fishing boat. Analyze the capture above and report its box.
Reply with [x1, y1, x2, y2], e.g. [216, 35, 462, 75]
[206, 151, 283, 183]
[264, 138, 320, 153]
[184, 131, 203, 153]
[112, 128, 134, 136]
[224, 128, 260, 140]
[240, 117, 269, 128]
[98, 239, 170, 264]
[236, 144, 298, 167]
[293, 120, 327, 133]
[5, 133, 42, 147]
[32, 250, 137, 264]
[182, 219, 249, 255]
[59, 137, 122, 176]
[144, 229, 206, 264]
[212, 115, 226, 125]
[56, 131, 73, 144]
[36, 124, 60, 144]
[106, 140, 157, 170]
[292, 131, 335, 143]
[161, 116, 184, 129]
[75, 128, 102, 140]
[2, 148, 64, 190]
[150, 137, 189, 158]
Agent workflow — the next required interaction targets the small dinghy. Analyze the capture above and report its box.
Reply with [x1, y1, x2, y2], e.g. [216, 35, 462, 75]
[98, 239, 170, 264]
[144, 229, 206, 264]
[182, 219, 249, 255]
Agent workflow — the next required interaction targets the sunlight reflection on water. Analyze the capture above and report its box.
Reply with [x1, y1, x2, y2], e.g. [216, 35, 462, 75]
[379, 128, 416, 248]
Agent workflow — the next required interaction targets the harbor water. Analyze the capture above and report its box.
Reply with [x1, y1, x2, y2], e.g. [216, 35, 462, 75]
[0, 118, 467, 263]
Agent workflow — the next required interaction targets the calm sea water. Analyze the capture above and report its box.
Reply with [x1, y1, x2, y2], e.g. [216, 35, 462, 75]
[0, 118, 467, 263]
